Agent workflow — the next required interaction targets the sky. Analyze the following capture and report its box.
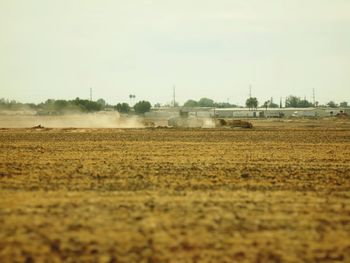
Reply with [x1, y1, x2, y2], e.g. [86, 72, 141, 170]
[0, 0, 349, 106]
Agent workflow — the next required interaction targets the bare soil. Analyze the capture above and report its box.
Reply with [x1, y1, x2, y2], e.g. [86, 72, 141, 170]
[0, 120, 350, 262]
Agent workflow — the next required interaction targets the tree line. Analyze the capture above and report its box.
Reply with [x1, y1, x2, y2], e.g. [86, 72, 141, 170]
[184, 96, 348, 109]
[0, 96, 348, 115]
[0, 98, 151, 115]
[183, 98, 238, 108]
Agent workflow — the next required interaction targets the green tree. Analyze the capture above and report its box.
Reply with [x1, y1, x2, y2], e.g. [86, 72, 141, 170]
[134, 100, 151, 114]
[97, 98, 106, 108]
[245, 97, 258, 109]
[0, 98, 36, 111]
[214, 102, 237, 108]
[327, 101, 338, 108]
[198, 98, 214, 107]
[115, 102, 130, 113]
[285, 95, 313, 108]
[183, 99, 198, 107]
[53, 100, 69, 112]
[285, 96, 300, 108]
[339, 101, 348, 108]
[298, 99, 313, 108]
[72, 98, 102, 112]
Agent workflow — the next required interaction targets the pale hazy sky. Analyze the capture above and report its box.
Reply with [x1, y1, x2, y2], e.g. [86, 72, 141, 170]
[1, 0, 349, 105]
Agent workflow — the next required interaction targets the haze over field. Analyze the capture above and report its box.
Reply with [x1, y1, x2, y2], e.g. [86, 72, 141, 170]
[1, 0, 349, 105]
[0, 113, 147, 128]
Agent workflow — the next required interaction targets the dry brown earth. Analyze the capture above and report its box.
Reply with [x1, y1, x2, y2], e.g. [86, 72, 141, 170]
[1, 120, 350, 262]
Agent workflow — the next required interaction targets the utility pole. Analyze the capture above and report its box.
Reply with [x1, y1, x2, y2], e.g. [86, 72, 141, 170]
[249, 84, 252, 98]
[173, 85, 176, 107]
[312, 88, 316, 107]
[90, 88, 92, 101]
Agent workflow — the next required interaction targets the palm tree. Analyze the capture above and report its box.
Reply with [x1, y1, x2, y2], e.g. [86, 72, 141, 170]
[129, 94, 136, 105]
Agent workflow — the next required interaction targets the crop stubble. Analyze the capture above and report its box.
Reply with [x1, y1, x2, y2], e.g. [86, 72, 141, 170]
[0, 125, 350, 262]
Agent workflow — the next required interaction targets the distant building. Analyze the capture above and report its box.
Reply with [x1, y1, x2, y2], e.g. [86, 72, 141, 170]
[145, 106, 348, 119]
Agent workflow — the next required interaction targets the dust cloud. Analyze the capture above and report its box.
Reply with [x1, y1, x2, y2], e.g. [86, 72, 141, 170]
[201, 118, 216, 128]
[0, 112, 146, 128]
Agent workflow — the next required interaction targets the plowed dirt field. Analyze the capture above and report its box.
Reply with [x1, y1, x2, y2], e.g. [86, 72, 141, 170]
[1, 122, 350, 262]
